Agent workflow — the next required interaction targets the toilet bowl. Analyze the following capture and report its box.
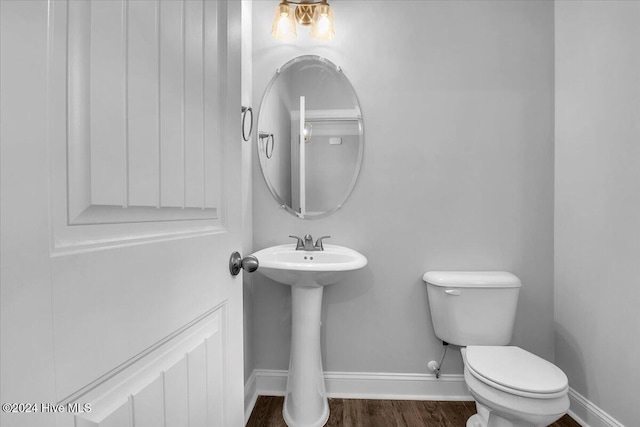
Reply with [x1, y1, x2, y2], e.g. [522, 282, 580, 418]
[423, 271, 570, 427]
[461, 346, 569, 427]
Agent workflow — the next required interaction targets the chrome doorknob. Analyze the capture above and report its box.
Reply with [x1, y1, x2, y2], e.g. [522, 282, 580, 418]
[229, 252, 259, 276]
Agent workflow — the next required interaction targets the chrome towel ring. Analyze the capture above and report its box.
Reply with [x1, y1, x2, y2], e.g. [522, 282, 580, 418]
[258, 131, 275, 159]
[241, 106, 253, 141]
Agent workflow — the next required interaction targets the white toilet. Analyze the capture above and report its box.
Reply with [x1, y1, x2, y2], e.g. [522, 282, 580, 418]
[423, 271, 569, 427]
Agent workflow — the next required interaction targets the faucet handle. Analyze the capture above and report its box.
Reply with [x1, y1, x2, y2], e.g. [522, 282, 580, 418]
[314, 235, 331, 250]
[288, 235, 304, 250]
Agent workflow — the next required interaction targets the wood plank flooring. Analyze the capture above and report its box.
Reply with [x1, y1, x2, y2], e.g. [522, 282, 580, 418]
[246, 396, 582, 427]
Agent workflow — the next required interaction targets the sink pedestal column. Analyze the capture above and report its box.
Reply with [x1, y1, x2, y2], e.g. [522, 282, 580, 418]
[283, 285, 329, 427]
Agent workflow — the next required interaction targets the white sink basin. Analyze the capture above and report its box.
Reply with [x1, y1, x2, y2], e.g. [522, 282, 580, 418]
[252, 243, 367, 286]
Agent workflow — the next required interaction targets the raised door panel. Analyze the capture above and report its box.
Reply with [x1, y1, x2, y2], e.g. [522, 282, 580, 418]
[97, 402, 131, 427]
[127, 0, 160, 208]
[206, 329, 225, 426]
[187, 342, 208, 427]
[89, 1, 126, 207]
[52, 0, 227, 252]
[68, 312, 225, 427]
[163, 357, 189, 427]
[159, 0, 186, 208]
[184, 0, 206, 209]
[203, 0, 223, 210]
[131, 376, 164, 427]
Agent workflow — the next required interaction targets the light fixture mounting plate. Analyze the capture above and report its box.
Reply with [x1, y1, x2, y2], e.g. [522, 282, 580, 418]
[294, 3, 315, 26]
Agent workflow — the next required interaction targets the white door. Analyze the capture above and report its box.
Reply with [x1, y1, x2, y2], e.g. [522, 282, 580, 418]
[0, 1, 244, 426]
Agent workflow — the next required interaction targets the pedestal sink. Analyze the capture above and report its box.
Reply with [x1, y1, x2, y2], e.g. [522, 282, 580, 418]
[252, 244, 367, 427]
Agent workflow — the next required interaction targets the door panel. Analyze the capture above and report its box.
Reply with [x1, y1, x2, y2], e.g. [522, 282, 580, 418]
[163, 356, 189, 427]
[60, 0, 223, 228]
[50, 238, 224, 399]
[0, 0, 243, 426]
[69, 309, 226, 427]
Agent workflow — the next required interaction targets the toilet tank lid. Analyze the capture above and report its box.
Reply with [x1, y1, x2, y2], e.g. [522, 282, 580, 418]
[423, 271, 521, 288]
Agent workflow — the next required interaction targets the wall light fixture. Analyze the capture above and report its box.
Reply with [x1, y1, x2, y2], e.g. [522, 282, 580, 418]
[271, 0, 335, 41]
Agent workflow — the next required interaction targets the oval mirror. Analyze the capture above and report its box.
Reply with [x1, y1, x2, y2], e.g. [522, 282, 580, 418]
[257, 55, 363, 219]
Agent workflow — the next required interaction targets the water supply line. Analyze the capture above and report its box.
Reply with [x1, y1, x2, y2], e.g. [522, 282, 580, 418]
[434, 341, 449, 379]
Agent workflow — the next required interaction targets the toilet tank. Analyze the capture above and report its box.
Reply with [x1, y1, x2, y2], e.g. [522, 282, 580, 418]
[423, 271, 521, 346]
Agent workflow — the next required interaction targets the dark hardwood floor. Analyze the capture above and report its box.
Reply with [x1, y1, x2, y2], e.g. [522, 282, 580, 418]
[246, 396, 582, 427]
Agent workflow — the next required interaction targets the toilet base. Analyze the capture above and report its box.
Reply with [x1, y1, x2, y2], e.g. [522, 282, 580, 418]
[467, 414, 484, 427]
[466, 399, 564, 427]
[467, 412, 537, 427]
[467, 402, 490, 427]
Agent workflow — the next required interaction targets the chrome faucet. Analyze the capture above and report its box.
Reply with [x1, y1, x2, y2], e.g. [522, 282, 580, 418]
[289, 234, 331, 251]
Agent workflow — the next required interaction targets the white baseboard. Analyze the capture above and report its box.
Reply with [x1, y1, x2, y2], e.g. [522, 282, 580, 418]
[244, 371, 626, 427]
[568, 387, 626, 427]
[253, 369, 288, 396]
[243, 368, 472, 424]
[323, 370, 472, 400]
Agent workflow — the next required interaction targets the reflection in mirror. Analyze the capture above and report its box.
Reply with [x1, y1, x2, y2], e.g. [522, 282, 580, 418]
[257, 56, 363, 219]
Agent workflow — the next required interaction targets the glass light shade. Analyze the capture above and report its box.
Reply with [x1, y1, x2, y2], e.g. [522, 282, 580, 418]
[271, 2, 297, 40]
[310, 2, 335, 40]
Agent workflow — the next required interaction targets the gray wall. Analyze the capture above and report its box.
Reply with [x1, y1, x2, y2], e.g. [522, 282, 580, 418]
[554, 1, 640, 425]
[305, 133, 360, 214]
[251, 0, 555, 377]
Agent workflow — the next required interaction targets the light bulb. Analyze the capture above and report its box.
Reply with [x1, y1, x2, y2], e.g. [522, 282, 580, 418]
[303, 122, 312, 142]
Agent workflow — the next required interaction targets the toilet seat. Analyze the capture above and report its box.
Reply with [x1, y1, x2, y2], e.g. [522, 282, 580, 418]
[465, 346, 568, 399]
